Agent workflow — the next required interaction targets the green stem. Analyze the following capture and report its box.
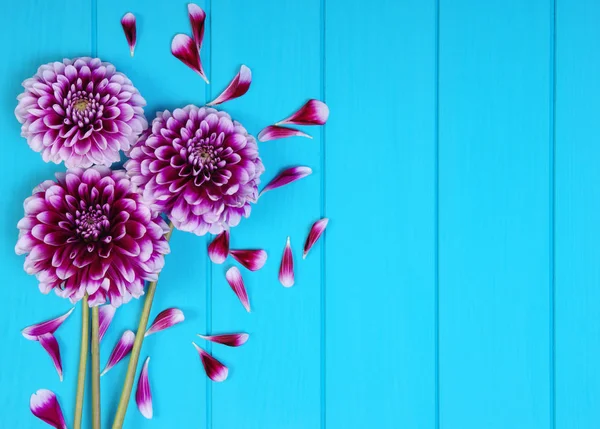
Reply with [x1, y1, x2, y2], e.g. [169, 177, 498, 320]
[74, 294, 89, 429]
[91, 305, 101, 429]
[112, 222, 175, 429]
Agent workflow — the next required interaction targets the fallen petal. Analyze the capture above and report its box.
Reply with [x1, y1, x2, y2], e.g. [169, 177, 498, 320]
[98, 304, 116, 343]
[30, 389, 67, 429]
[22, 308, 75, 341]
[136, 357, 153, 419]
[259, 166, 312, 197]
[192, 342, 228, 382]
[188, 3, 206, 50]
[208, 230, 229, 264]
[145, 308, 185, 337]
[257, 125, 312, 142]
[197, 333, 249, 347]
[38, 334, 63, 382]
[101, 330, 135, 376]
[276, 99, 329, 126]
[230, 249, 267, 271]
[225, 266, 250, 312]
[279, 236, 295, 287]
[303, 218, 329, 259]
[171, 33, 209, 83]
[121, 12, 137, 57]
[207, 65, 252, 106]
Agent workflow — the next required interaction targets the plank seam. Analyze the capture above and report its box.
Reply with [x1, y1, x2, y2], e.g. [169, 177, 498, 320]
[320, 0, 327, 427]
[434, 0, 440, 428]
[91, 0, 97, 57]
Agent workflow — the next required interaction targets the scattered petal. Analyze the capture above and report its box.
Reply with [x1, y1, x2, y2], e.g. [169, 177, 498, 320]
[279, 236, 295, 287]
[208, 230, 229, 264]
[98, 305, 116, 343]
[303, 218, 329, 259]
[30, 389, 67, 429]
[207, 65, 252, 106]
[225, 267, 250, 312]
[192, 342, 228, 382]
[188, 3, 206, 50]
[101, 330, 135, 376]
[259, 166, 312, 197]
[276, 99, 329, 126]
[197, 333, 249, 347]
[258, 125, 312, 142]
[136, 357, 153, 419]
[121, 12, 137, 57]
[38, 334, 63, 382]
[22, 308, 75, 341]
[145, 308, 185, 337]
[171, 34, 209, 83]
[230, 249, 267, 271]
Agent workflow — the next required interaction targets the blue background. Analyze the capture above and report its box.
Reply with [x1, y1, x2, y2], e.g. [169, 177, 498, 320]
[1, 0, 598, 428]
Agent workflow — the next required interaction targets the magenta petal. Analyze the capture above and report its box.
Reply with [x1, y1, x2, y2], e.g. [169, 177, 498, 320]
[276, 99, 329, 126]
[101, 330, 135, 376]
[259, 166, 312, 197]
[197, 333, 249, 347]
[225, 266, 250, 312]
[208, 230, 229, 264]
[98, 304, 116, 343]
[22, 308, 75, 341]
[192, 342, 228, 382]
[258, 125, 312, 142]
[229, 249, 267, 271]
[145, 308, 185, 337]
[188, 3, 206, 50]
[207, 65, 252, 106]
[121, 12, 137, 56]
[303, 218, 329, 259]
[136, 357, 153, 419]
[171, 33, 209, 83]
[38, 333, 63, 381]
[279, 236, 295, 287]
[30, 389, 67, 429]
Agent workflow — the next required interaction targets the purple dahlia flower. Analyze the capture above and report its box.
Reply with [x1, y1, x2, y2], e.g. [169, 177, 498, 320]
[15, 57, 148, 168]
[125, 105, 264, 235]
[15, 167, 170, 307]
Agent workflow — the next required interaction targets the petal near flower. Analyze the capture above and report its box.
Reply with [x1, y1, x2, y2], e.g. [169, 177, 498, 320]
[38, 333, 63, 381]
[121, 12, 137, 56]
[22, 308, 74, 341]
[207, 65, 252, 106]
[98, 304, 116, 343]
[257, 125, 312, 142]
[197, 333, 249, 347]
[304, 218, 329, 259]
[259, 166, 312, 197]
[276, 99, 329, 126]
[225, 266, 250, 312]
[279, 236, 294, 287]
[192, 342, 228, 382]
[208, 230, 229, 264]
[145, 308, 185, 337]
[230, 249, 267, 271]
[171, 34, 209, 83]
[188, 3, 206, 50]
[101, 330, 135, 376]
[30, 389, 67, 429]
[136, 357, 153, 419]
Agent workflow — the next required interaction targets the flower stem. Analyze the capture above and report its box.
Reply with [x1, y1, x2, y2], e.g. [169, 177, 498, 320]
[112, 222, 175, 429]
[74, 294, 89, 429]
[91, 305, 101, 429]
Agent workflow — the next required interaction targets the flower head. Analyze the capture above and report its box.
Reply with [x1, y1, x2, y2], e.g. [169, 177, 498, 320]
[15, 167, 170, 307]
[125, 105, 264, 235]
[15, 57, 148, 168]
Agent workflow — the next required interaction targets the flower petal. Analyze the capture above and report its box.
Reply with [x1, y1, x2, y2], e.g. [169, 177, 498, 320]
[98, 304, 116, 343]
[121, 12, 137, 56]
[207, 65, 252, 106]
[145, 308, 185, 337]
[279, 236, 295, 287]
[22, 308, 75, 341]
[225, 266, 250, 312]
[171, 33, 209, 83]
[30, 389, 67, 429]
[208, 230, 229, 264]
[230, 249, 267, 271]
[101, 330, 135, 376]
[136, 357, 153, 419]
[259, 166, 312, 197]
[303, 218, 329, 259]
[276, 99, 329, 126]
[38, 333, 63, 381]
[197, 333, 249, 347]
[257, 125, 312, 142]
[192, 342, 228, 382]
[188, 3, 206, 50]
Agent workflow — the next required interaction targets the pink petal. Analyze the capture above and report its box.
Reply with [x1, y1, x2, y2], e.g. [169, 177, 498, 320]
[197, 333, 249, 347]
[136, 357, 153, 419]
[257, 125, 312, 142]
[22, 308, 75, 341]
[192, 342, 228, 382]
[145, 308, 185, 337]
[121, 12, 137, 57]
[188, 3, 206, 50]
[101, 330, 135, 376]
[207, 65, 252, 106]
[208, 230, 229, 264]
[279, 236, 295, 287]
[276, 99, 329, 126]
[230, 249, 267, 271]
[171, 33, 209, 83]
[259, 166, 312, 197]
[225, 266, 250, 312]
[303, 218, 329, 259]
[98, 304, 116, 343]
[30, 389, 67, 429]
[38, 334, 63, 382]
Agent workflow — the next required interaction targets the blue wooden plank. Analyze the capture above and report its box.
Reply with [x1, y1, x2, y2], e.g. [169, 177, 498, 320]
[325, 0, 437, 428]
[438, 1, 551, 428]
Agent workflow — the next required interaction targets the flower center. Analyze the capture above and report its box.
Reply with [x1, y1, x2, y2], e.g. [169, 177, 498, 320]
[64, 89, 104, 129]
[75, 204, 109, 242]
[73, 99, 89, 112]
[186, 135, 221, 175]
